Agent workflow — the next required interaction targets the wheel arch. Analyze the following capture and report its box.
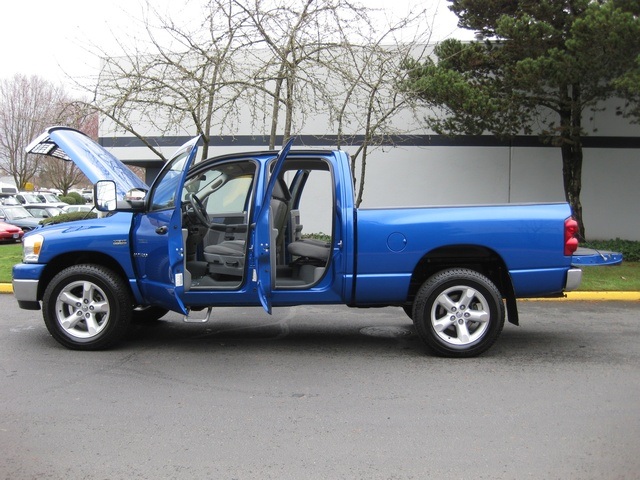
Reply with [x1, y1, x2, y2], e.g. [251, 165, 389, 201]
[407, 244, 519, 326]
[37, 251, 136, 304]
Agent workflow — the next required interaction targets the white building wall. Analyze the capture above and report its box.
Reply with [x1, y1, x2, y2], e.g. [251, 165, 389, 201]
[98, 50, 640, 241]
[102, 137, 640, 240]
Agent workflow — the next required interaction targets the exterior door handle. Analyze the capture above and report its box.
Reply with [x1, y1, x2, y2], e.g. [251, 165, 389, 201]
[156, 226, 168, 235]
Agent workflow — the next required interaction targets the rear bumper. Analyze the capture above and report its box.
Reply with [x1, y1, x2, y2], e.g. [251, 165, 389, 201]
[565, 268, 582, 292]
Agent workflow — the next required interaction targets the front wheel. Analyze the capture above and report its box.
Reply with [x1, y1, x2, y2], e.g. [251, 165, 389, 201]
[42, 264, 132, 350]
[412, 268, 505, 357]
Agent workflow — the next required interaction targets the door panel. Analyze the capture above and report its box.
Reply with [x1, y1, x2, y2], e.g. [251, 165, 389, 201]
[254, 138, 295, 313]
[133, 136, 201, 314]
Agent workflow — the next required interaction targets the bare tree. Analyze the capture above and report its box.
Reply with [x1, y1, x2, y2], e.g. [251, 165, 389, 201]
[79, 0, 433, 194]
[0, 75, 66, 189]
[85, 0, 379, 152]
[86, 0, 255, 160]
[326, 9, 431, 206]
[235, 0, 371, 148]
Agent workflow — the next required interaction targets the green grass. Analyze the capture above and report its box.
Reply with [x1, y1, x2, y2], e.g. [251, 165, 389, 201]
[1, 243, 639, 291]
[0, 243, 23, 283]
[579, 262, 640, 291]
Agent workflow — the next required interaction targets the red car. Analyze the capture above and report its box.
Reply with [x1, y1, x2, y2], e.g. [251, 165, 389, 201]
[0, 221, 24, 242]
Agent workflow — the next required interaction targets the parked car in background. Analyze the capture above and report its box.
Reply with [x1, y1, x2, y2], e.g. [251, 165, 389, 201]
[34, 192, 68, 208]
[61, 204, 94, 214]
[23, 205, 64, 219]
[0, 195, 21, 206]
[0, 205, 41, 231]
[14, 192, 44, 206]
[0, 221, 24, 243]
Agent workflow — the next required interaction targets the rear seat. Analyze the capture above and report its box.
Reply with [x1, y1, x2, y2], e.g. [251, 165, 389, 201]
[287, 238, 330, 262]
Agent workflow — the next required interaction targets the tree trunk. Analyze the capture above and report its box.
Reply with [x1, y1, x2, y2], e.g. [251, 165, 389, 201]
[560, 141, 584, 239]
[559, 87, 585, 239]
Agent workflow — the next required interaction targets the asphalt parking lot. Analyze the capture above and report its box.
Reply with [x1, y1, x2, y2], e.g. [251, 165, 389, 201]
[1, 295, 639, 479]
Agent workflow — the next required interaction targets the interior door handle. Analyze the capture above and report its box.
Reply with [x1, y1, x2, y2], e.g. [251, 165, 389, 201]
[156, 226, 168, 235]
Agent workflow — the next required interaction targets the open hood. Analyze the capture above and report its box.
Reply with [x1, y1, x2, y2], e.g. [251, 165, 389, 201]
[27, 127, 149, 199]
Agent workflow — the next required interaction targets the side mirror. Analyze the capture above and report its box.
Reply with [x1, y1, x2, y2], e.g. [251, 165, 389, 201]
[95, 180, 117, 212]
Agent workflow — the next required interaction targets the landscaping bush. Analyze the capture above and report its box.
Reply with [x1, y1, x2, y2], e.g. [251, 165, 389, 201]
[582, 238, 640, 262]
[68, 192, 84, 204]
[59, 195, 76, 205]
[40, 211, 98, 225]
[302, 232, 331, 242]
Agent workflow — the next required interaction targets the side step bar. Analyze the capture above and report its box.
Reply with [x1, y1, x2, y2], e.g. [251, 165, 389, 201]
[183, 307, 212, 323]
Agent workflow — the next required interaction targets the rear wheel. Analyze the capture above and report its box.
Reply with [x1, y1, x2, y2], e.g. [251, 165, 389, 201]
[42, 264, 132, 350]
[412, 268, 505, 357]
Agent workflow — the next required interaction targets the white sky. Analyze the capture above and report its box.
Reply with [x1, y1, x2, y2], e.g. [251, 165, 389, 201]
[0, 0, 473, 88]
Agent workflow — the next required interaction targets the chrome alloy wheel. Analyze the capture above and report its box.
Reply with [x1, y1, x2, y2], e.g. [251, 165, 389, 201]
[430, 285, 491, 347]
[54, 280, 111, 339]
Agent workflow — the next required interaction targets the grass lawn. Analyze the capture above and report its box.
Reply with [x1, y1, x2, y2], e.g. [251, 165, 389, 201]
[0, 243, 638, 291]
[0, 243, 23, 283]
[579, 262, 640, 291]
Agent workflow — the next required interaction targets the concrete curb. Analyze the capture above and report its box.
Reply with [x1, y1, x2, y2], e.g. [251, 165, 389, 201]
[527, 291, 640, 302]
[0, 283, 638, 301]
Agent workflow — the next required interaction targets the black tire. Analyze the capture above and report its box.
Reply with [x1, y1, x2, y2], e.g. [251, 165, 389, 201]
[412, 268, 505, 358]
[131, 306, 169, 323]
[42, 264, 132, 350]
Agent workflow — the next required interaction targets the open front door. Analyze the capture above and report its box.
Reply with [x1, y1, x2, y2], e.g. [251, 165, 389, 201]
[133, 136, 201, 315]
[254, 138, 295, 314]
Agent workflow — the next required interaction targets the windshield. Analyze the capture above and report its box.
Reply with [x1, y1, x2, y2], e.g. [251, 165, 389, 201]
[21, 193, 42, 203]
[39, 193, 61, 202]
[3, 206, 32, 220]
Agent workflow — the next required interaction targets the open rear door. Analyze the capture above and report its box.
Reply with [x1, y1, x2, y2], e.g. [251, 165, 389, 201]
[254, 138, 295, 314]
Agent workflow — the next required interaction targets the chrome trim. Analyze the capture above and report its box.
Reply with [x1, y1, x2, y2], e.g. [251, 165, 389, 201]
[12, 279, 39, 302]
[565, 268, 582, 292]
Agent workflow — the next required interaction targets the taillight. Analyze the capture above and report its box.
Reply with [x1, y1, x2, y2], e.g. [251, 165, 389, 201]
[564, 217, 579, 255]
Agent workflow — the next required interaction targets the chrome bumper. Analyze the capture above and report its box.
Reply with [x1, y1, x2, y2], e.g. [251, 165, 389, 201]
[565, 268, 582, 292]
[12, 279, 41, 310]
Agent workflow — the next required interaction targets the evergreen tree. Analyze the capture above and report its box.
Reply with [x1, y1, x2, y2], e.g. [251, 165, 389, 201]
[402, 0, 640, 238]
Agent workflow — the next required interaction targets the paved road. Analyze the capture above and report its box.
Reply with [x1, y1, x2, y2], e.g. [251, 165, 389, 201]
[1, 295, 639, 479]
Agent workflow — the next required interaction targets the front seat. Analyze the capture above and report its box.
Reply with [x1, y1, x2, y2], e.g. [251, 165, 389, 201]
[203, 178, 291, 276]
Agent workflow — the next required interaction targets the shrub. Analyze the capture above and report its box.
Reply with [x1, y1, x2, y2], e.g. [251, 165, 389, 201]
[302, 232, 332, 242]
[40, 211, 98, 225]
[582, 238, 640, 262]
[59, 195, 76, 205]
[68, 192, 84, 204]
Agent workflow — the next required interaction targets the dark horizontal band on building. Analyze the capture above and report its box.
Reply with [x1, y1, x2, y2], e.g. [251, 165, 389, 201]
[99, 134, 640, 150]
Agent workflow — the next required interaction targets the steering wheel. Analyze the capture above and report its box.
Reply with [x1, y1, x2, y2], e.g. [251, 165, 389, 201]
[186, 193, 211, 228]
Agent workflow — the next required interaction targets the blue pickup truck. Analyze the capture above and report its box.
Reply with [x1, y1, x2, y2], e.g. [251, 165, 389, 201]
[13, 127, 581, 357]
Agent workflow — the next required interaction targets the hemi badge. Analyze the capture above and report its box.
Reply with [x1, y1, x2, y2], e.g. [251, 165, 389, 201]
[113, 239, 127, 246]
